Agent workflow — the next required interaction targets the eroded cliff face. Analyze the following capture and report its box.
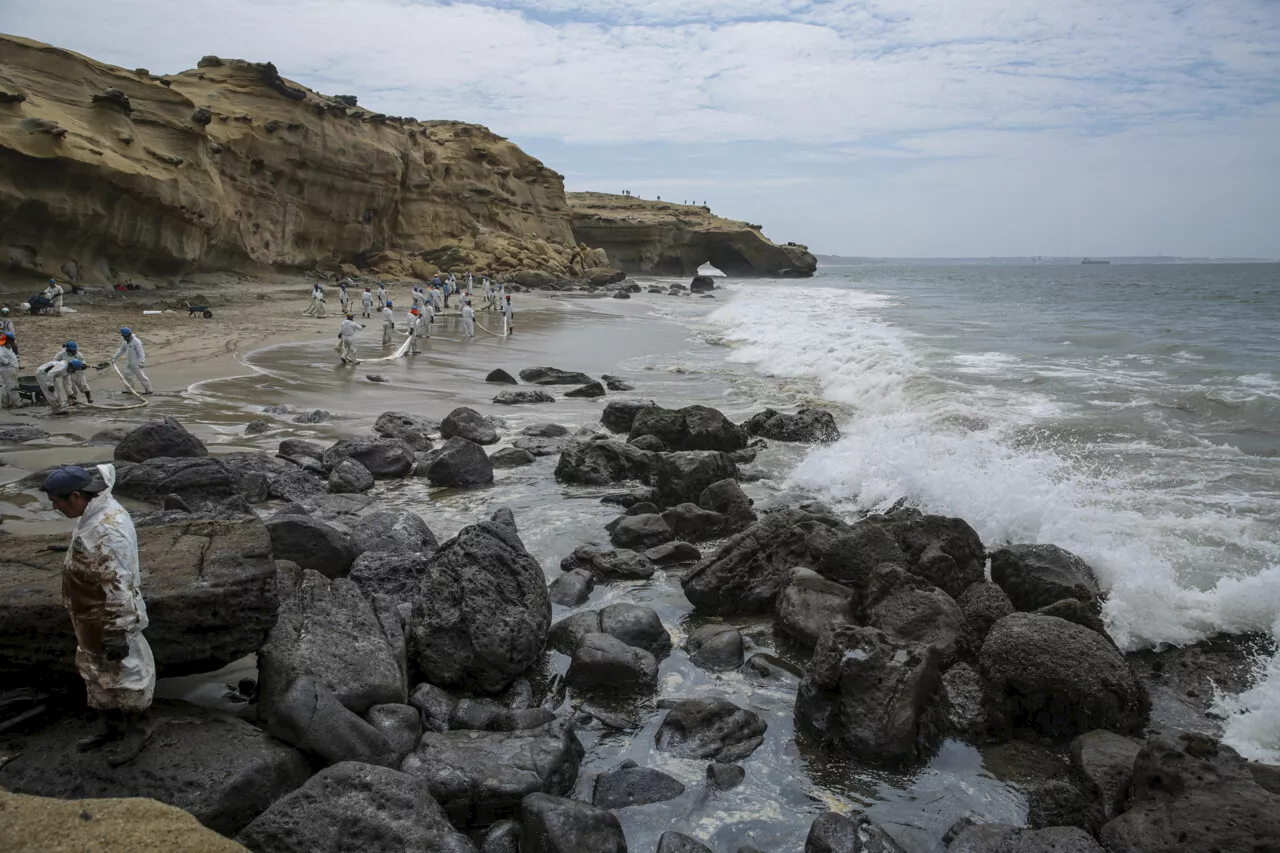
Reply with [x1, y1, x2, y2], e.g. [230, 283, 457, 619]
[567, 192, 816, 278]
[0, 36, 609, 283]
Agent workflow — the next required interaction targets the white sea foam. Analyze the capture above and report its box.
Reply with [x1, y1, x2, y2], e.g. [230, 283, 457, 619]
[707, 282, 1280, 762]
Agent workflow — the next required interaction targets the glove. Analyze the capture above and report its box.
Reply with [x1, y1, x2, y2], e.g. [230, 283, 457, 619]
[102, 634, 130, 661]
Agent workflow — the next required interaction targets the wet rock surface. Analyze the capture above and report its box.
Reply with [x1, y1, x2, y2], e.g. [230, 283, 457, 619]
[655, 697, 767, 762]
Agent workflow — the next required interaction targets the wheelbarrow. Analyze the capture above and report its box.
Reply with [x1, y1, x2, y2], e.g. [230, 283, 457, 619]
[185, 301, 214, 319]
[17, 377, 46, 404]
[25, 294, 52, 316]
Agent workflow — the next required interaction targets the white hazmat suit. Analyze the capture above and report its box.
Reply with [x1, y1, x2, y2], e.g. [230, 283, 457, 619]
[0, 344, 19, 408]
[381, 305, 395, 346]
[461, 304, 476, 338]
[338, 318, 362, 364]
[112, 334, 153, 394]
[37, 359, 70, 413]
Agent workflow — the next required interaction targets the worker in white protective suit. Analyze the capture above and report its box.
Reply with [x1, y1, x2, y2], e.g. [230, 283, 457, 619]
[420, 296, 434, 332]
[44, 278, 64, 316]
[376, 281, 387, 308]
[54, 341, 92, 404]
[112, 328, 153, 395]
[501, 293, 515, 335]
[0, 333, 20, 408]
[339, 282, 351, 314]
[361, 287, 374, 318]
[37, 358, 77, 415]
[381, 300, 396, 347]
[337, 313, 362, 364]
[430, 285, 442, 312]
[461, 299, 476, 338]
[411, 287, 425, 313]
[43, 463, 154, 766]
[304, 283, 326, 318]
[1, 305, 16, 340]
[406, 308, 424, 355]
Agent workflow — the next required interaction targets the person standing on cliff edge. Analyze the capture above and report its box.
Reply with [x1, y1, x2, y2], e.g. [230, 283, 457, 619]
[43, 463, 155, 766]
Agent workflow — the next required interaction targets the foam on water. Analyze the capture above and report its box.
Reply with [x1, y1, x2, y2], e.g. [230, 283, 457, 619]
[707, 281, 1280, 762]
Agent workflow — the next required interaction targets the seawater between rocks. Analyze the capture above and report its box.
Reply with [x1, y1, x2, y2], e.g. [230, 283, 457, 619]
[3, 263, 1278, 850]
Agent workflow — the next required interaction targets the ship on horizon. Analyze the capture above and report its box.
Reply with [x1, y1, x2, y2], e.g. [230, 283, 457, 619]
[1081, 257, 1111, 264]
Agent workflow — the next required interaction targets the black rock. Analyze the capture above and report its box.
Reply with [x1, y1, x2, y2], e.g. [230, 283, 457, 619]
[805, 810, 908, 853]
[706, 762, 745, 791]
[491, 447, 537, 468]
[409, 682, 457, 733]
[349, 551, 431, 605]
[237, 761, 473, 853]
[400, 719, 584, 830]
[548, 611, 605, 655]
[946, 823, 1103, 852]
[697, 478, 757, 534]
[650, 450, 741, 507]
[646, 541, 701, 565]
[980, 613, 1148, 738]
[957, 582, 1015, 644]
[600, 399, 657, 433]
[265, 515, 357, 578]
[519, 367, 595, 385]
[612, 290, 631, 299]
[566, 632, 658, 693]
[687, 623, 744, 671]
[560, 544, 656, 580]
[593, 760, 686, 809]
[245, 419, 272, 435]
[442, 406, 500, 445]
[549, 568, 595, 606]
[511, 435, 571, 457]
[610, 513, 675, 549]
[743, 408, 841, 444]
[523, 423, 570, 437]
[113, 416, 208, 462]
[871, 509, 985, 600]
[427, 436, 495, 486]
[599, 603, 672, 657]
[942, 663, 987, 737]
[690, 275, 716, 292]
[655, 697, 767, 762]
[374, 411, 437, 451]
[292, 409, 330, 424]
[279, 438, 327, 464]
[365, 703, 423, 760]
[990, 544, 1101, 612]
[350, 508, 438, 557]
[408, 520, 551, 693]
[796, 626, 944, 765]
[521, 792, 626, 853]
[775, 567, 855, 649]
[630, 404, 747, 452]
[602, 375, 634, 392]
[861, 565, 970, 664]
[494, 390, 556, 405]
[265, 676, 398, 767]
[555, 438, 655, 486]
[565, 380, 606, 398]
[658, 832, 714, 853]
[486, 368, 519, 384]
[328, 457, 374, 493]
[661, 503, 727, 542]
[323, 436, 416, 479]
[1069, 730, 1142, 822]
[481, 820, 521, 853]
[629, 434, 667, 452]
[0, 425, 50, 444]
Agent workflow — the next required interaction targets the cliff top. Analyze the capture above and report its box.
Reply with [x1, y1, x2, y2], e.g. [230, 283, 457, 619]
[567, 192, 772, 236]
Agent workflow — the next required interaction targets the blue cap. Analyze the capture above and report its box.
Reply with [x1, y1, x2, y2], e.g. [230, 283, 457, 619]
[48, 278, 56, 285]
[120, 327, 132, 336]
[64, 341, 78, 351]
[385, 300, 393, 307]
[69, 358, 85, 370]
[42, 465, 105, 496]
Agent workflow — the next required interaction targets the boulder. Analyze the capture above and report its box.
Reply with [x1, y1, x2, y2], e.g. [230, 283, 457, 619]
[548, 611, 606, 655]
[246, 419, 272, 435]
[599, 603, 672, 657]
[400, 719, 584, 830]
[609, 513, 675, 549]
[549, 569, 595, 606]
[979, 613, 1149, 738]
[697, 478, 757, 533]
[602, 375, 634, 391]
[1035, 598, 1111, 641]
[265, 514, 357, 578]
[742, 408, 841, 444]
[408, 520, 551, 693]
[278, 438, 327, 465]
[1098, 734, 1280, 853]
[519, 367, 594, 386]
[690, 275, 716, 292]
[611, 290, 630, 299]
[945, 823, 1103, 852]
[795, 626, 944, 764]
[942, 663, 988, 737]
[482, 821, 522, 853]
[561, 545, 656, 580]
[990, 544, 1101, 612]
[0, 789, 245, 853]
[442, 406, 500, 445]
[872, 510, 985, 600]
[486, 368, 519, 384]
[221, 452, 329, 502]
[511, 435, 571, 457]
[566, 632, 658, 693]
[349, 552, 431, 605]
[1069, 730, 1142, 822]
[600, 399, 656, 433]
[629, 404, 747, 452]
[373, 411, 437, 451]
[650, 450, 739, 506]
[706, 762, 745, 791]
[522, 423, 571, 437]
[349, 508, 438, 557]
[658, 832, 714, 853]
[775, 567, 855, 649]
[565, 380, 606, 398]
[113, 457, 250, 507]
[409, 682, 457, 734]
[861, 565, 970, 664]
[328, 458, 374, 493]
[238, 761, 473, 853]
[323, 436, 416, 479]
[366, 703, 423, 760]
[554, 439, 654, 486]
[258, 567, 406, 720]
[0, 516, 276, 681]
[628, 434, 667, 452]
[520, 793, 626, 853]
[646, 541, 701, 565]
[491, 447, 537, 468]
[655, 697, 767, 762]
[494, 390, 556, 405]
[683, 509, 899, 615]
[265, 676, 398, 767]
[661, 503, 727, 542]
[687, 623, 744, 671]
[0, 701, 310, 836]
[593, 760, 685, 809]
[957, 582, 1015, 644]
[427, 437, 495, 487]
[805, 811, 907, 853]
[114, 416, 207, 462]
[0, 425, 50, 444]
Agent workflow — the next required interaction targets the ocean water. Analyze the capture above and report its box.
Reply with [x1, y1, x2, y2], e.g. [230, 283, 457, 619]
[695, 263, 1280, 763]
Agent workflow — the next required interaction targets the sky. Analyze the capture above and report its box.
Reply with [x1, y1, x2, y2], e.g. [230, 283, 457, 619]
[4, 0, 1279, 257]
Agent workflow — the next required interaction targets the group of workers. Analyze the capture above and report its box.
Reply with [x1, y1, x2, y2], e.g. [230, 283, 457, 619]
[0, 312, 153, 414]
[313, 274, 516, 365]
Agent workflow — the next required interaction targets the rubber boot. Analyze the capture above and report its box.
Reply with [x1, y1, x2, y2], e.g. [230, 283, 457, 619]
[106, 710, 151, 767]
[85, 391, 93, 404]
[76, 709, 124, 751]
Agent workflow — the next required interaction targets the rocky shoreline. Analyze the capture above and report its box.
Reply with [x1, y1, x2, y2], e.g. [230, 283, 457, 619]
[2, 367, 1277, 852]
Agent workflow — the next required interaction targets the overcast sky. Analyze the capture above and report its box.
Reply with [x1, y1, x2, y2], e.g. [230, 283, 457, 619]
[6, 0, 1279, 257]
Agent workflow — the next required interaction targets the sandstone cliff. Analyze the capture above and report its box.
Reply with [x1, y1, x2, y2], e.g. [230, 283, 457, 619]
[0, 36, 613, 283]
[567, 192, 817, 278]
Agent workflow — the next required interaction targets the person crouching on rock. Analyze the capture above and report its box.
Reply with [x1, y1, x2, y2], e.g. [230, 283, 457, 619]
[43, 463, 155, 766]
